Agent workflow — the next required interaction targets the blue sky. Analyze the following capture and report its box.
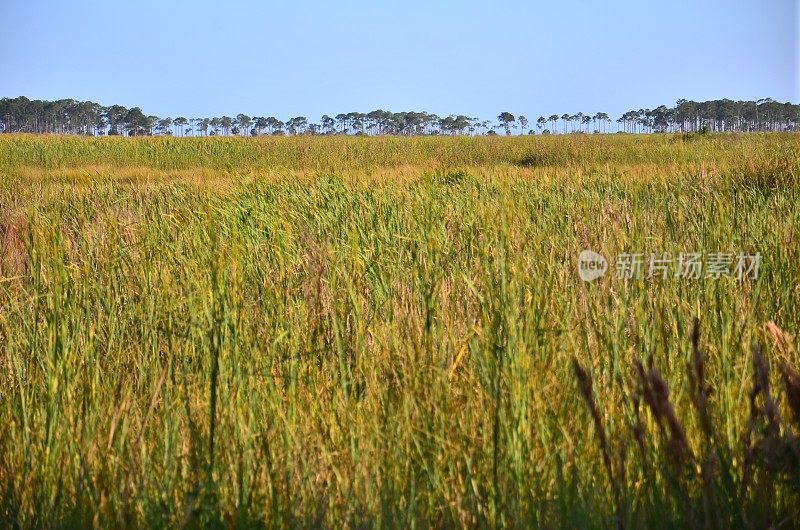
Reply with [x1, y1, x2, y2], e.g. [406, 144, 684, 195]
[1, 0, 797, 122]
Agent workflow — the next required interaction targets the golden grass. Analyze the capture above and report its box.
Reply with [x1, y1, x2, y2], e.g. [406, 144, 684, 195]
[0, 133, 798, 528]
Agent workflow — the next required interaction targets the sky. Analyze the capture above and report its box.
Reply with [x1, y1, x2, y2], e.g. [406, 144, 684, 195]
[1, 0, 797, 122]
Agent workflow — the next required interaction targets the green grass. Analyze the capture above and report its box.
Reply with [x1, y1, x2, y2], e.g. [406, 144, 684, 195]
[0, 133, 799, 528]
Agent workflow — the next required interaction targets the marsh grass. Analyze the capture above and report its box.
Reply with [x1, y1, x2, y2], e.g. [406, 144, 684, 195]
[0, 133, 799, 528]
[574, 319, 800, 530]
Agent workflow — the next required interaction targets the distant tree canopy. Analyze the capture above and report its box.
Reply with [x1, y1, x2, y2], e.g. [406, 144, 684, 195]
[1, 96, 797, 136]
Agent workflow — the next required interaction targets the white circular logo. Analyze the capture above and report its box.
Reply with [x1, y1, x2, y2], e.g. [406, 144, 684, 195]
[578, 250, 608, 281]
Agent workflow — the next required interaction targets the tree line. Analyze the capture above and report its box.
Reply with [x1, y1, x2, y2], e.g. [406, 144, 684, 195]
[1, 96, 798, 137]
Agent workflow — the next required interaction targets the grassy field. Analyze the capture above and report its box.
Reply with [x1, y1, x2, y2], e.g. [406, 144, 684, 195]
[1, 133, 799, 528]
